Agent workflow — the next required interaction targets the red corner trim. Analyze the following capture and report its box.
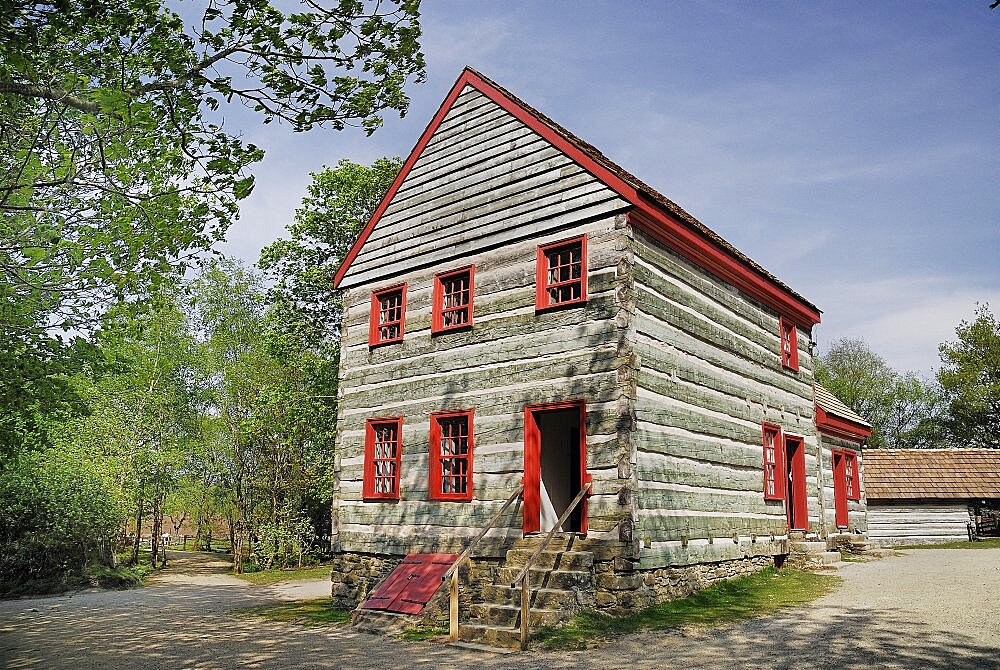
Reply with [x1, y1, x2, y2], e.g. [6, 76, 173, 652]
[815, 405, 872, 441]
[333, 67, 822, 328]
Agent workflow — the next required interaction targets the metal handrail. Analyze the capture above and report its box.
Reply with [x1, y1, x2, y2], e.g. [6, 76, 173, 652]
[510, 481, 592, 650]
[442, 481, 524, 642]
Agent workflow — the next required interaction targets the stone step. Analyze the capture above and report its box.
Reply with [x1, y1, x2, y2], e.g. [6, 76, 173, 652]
[480, 583, 583, 609]
[458, 623, 522, 650]
[816, 550, 842, 565]
[497, 566, 592, 590]
[350, 609, 412, 635]
[502, 548, 594, 571]
[447, 641, 515, 655]
[468, 603, 567, 628]
[793, 541, 830, 554]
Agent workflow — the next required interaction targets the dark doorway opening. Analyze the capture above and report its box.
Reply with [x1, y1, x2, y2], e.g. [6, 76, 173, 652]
[785, 435, 808, 531]
[523, 401, 588, 535]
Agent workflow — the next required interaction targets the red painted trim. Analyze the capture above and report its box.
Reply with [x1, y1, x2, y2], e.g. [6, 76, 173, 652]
[785, 434, 808, 531]
[832, 450, 849, 528]
[363, 417, 403, 501]
[779, 316, 799, 371]
[535, 234, 588, 311]
[431, 265, 475, 334]
[629, 209, 821, 327]
[522, 400, 589, 535]
[369, 283, 407, 347]
[333, 68, 821, 329]
[428, 409, 474, 501]
[815, 405, 872, 441]
[762, 423, 785, 501]
[845, 450, 861, 501]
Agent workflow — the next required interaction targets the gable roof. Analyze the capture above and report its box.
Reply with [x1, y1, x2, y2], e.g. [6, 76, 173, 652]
[864, 449, 1000, 500]
[815, 384, 872, 441]
[334, 67, 821, 327]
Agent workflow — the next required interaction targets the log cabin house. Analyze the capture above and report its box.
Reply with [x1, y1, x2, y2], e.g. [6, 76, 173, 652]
[328, 67, 869, 646]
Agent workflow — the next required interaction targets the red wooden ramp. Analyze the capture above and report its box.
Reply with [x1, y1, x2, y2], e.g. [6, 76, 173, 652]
[360, 553, 458, 615]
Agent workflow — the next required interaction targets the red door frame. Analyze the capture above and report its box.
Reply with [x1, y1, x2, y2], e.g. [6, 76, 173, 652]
[832, 450, 849, 528]
[785, 435, 808, 531]
[523, 400, 589, 535]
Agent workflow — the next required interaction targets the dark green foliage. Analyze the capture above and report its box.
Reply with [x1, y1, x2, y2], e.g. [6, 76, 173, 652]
[937, 304, 1000, 448]
[816, 338, 945, 449]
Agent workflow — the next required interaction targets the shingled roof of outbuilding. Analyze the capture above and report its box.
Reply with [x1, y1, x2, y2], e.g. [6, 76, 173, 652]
[864, 449, 1000, 500]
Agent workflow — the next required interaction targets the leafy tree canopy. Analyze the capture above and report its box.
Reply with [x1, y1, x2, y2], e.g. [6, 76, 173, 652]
[816, 337, 945, 449]
[259, 156, 401, 342]
[937, 303, 1000, 448]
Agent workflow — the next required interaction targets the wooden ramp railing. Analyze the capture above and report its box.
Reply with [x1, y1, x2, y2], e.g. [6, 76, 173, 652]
[509, 481, 591, 650]
[442, 481, 524, 643]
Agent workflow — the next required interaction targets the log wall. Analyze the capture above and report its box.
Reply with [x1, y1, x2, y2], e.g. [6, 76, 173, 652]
[628, 226, 819, 568]
[816, 433, 868, 535]
[333, 214, 633, 558]
[867, 500, 972, 546]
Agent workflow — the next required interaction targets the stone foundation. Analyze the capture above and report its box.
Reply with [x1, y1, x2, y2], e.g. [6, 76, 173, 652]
[592, 554, 779, 613]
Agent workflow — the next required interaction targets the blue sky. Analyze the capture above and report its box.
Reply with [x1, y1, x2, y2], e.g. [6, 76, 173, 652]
[213, 1, 999, 376]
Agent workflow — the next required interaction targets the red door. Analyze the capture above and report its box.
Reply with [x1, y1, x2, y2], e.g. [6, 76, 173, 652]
[523, 401, 588, 535]
[785, 435, 808, 531]
[361, 553, 458, 614]
[832, 451, 849, 528]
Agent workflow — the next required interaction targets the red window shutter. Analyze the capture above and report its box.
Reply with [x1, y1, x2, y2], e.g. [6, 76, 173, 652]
[429, 409, 474, 501]
[432, 266, 475, 334]
[535, 234, 588, 311]
[762, 423, 785, 500]
[363, 417, 402, 500]
[370, 284, 407, 346]
[779, 317, 799, 371]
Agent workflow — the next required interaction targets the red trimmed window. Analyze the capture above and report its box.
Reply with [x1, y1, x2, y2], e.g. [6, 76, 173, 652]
[429, 410, 474, 501]
[536, 235, 587, 310]
[363, 418, 402, 500]
[762, 423, 785, 500]
[844, 451, 860, 501]
[432, 266, 475, 333]
[779, 317, 799, 370]
[370, 284, 407, 346]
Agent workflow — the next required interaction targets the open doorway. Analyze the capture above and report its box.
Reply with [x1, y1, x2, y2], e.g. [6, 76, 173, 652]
[785, 435, 808, 531]
[523, 401, 588, 535]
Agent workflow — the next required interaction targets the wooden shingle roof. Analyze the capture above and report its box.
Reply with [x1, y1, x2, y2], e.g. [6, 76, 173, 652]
[815, 385, 870, 428]
[864, 449, 1000, 500]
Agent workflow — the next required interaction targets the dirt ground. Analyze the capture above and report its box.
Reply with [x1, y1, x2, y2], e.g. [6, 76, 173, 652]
[1, 548, 999, 669]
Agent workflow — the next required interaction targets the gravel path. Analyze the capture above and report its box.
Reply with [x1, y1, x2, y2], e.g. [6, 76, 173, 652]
[2, 548, 998, 669]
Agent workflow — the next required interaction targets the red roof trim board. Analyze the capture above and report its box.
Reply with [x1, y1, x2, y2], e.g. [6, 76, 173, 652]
[334, 67, 821, 327]
[815, 405, 872, 442]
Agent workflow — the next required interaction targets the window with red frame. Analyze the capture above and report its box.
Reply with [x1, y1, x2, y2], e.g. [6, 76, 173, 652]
[370, 284, 406, 346]
[432, 266, 474, 333]
[844, 451, 860, 501]
[363, 418, 402, 500]
[536, 235, 587, 310]
[779, 317, 799, 370]
[762, 423, 785, 500]
[429, 410, 473, 501]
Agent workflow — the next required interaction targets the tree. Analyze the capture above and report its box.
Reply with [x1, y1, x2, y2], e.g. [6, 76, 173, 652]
[816, 337, 944, 449]
[259, 156, 401, 342]
[1, 0, 422, 330]
[937, 304, 1000, 448]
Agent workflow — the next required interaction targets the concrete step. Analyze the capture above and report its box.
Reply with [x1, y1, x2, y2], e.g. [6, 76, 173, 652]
[497, 566, 592, 590]
[502, 548, 594, 571]
[458, 623, 522, 650]
[468, 603, 567, 628]
[480, 583, 582, 609]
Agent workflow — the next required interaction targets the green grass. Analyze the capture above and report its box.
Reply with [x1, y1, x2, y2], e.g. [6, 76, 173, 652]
[895, 538, 1000, 550]
[533, 568, 840, 650]
[1, 552, 160, 597]
[398, 623, 450, 641]
[231, 598, 351, 626]
[234, 564, 332, 585]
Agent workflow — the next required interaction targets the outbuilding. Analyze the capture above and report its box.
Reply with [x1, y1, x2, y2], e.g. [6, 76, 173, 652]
[864, 449, 1000, 546]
